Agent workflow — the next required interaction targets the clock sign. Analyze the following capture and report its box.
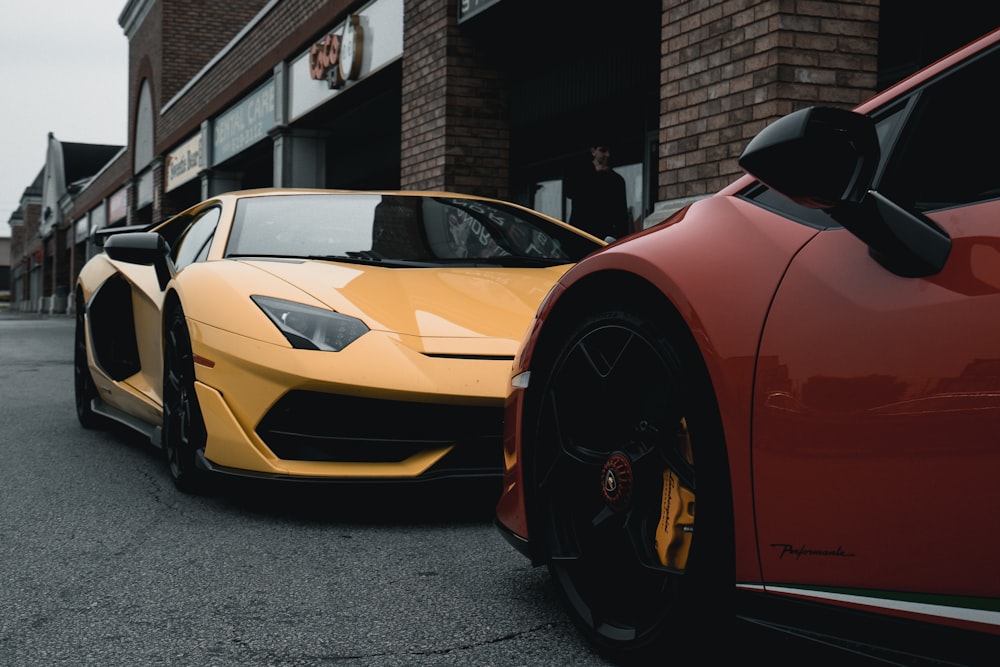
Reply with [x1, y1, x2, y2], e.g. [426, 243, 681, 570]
[308, 15, 364, 90]
[338, 15, 363, 84]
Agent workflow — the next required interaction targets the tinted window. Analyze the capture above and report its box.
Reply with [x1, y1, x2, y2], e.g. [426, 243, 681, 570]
[878, 46, 1000, 212]
[738, 183, 839, 229]
[171, 207, 221, 270]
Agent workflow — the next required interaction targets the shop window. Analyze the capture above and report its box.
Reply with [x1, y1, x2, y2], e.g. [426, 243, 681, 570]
[533, 179, 563, 220]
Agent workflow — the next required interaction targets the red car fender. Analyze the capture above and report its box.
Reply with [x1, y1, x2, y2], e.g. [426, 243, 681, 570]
[498, 189, 821, 580]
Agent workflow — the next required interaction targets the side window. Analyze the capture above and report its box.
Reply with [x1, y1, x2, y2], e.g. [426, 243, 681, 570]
[737, 182, 840, 230]
[171, 207, 221, 271]
[878, 46, 1000, 212]
[872, 103, 908, 157]
[155, 212, 194, 250]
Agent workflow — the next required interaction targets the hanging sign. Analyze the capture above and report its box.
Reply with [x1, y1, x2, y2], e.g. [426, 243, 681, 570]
[309, 15, 363, 89]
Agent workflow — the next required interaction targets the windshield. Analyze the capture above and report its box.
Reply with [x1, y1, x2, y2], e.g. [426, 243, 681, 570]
[225, 193, 601, 266]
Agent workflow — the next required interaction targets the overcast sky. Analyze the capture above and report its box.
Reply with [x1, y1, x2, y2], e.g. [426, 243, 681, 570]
[0, 0, 128, 238]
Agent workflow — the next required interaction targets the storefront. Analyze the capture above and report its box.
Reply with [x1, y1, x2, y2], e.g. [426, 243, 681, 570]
[10, 0, 1000, 317]
[156, 0, 404, 216]
[40, 0, 999, 315]
[140, 0, 661, 230]
[458, 1, 661, 230]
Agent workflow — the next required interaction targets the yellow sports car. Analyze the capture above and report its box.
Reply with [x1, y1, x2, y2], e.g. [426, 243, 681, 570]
[74, 189, 603, 492]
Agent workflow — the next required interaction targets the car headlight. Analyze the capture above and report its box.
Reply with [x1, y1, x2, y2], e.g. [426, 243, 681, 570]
[251, 295, 369, 351]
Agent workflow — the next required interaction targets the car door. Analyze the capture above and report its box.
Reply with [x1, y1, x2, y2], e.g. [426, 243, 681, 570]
[113, 206, 221, 410]
[750, 43, 1000, 629]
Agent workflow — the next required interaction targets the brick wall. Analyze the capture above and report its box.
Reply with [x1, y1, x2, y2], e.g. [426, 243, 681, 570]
[64, 153, 130, 228]
[161, 0, 271, 103]
[154, 0, 351, 153]
[659, 0, 879, 203]
[401, 0, 509, 197]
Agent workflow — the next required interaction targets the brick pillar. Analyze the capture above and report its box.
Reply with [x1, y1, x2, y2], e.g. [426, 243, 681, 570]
[152, 157, 167, 225]
[401, 0, 510, 198]
[126, 179, 138, 227]
[659, 0, 879, 204]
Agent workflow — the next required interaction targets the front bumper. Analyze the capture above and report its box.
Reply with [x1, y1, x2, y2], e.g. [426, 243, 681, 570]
[190, 319, 509, 480]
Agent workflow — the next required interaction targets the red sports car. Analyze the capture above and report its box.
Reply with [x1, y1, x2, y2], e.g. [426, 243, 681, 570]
[495, 27, 1000, 664]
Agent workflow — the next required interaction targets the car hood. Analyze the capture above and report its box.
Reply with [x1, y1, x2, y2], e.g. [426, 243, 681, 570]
[241, 258, 568, 344]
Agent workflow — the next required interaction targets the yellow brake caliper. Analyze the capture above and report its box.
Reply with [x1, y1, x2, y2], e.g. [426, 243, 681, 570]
[654, 417, 695, 569]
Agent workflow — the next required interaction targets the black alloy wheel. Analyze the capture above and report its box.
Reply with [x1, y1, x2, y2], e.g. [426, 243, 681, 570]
[530, 307, 732, 663]
[74, 297, 103, 429]
[162, 302, 208, 493]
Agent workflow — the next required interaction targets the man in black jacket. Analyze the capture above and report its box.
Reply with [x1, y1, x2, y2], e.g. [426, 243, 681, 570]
[565, 142, 631, 241]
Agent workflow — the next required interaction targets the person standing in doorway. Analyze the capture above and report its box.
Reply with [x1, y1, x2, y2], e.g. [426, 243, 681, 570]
[565, 141, 631, 241]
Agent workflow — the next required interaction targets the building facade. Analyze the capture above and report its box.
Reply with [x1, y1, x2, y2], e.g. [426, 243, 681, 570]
[0, 236, 9, 305]
[7, 0, 999, 313]
[8, 139, 123, 313]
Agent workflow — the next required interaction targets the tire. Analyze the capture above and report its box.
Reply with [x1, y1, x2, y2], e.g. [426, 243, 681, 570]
[162, 302, 208, 493]
[74, 298, 104, 429]
[528, 307, 733, 663]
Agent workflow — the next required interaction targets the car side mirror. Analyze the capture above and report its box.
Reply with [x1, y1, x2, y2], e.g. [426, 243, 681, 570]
[738, 106, 879, 209]
[104, 232, 175, 290]
[738, 106, 950, 277]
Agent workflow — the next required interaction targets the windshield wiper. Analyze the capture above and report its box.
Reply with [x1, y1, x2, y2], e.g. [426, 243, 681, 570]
[306, 254, 438, 268]
[441, 256, 567, 268]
